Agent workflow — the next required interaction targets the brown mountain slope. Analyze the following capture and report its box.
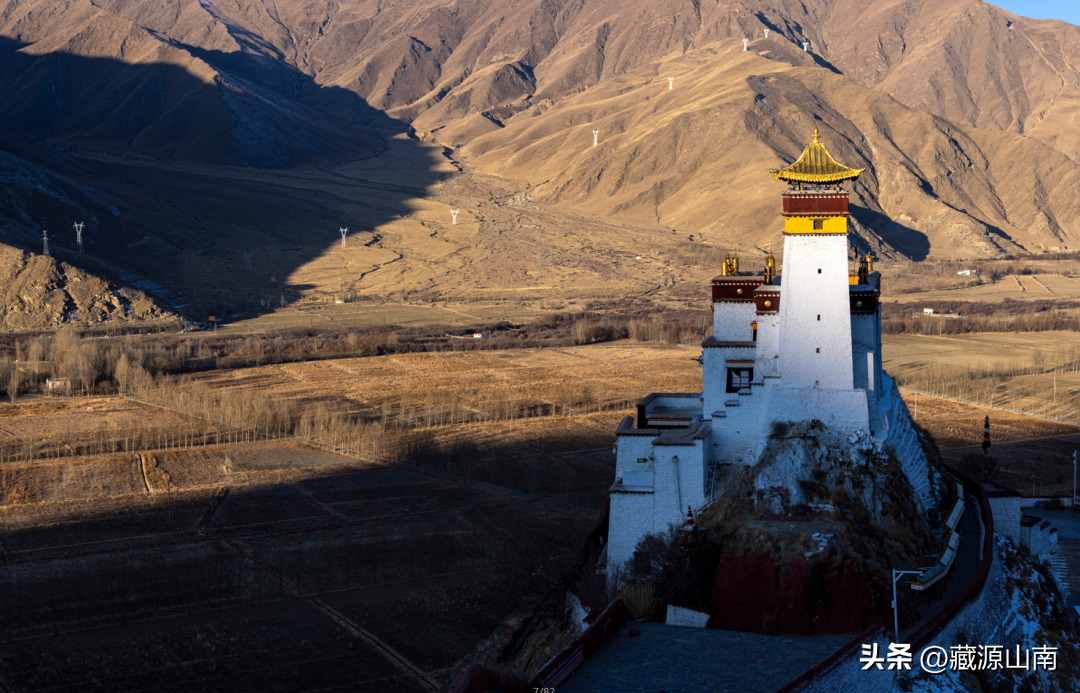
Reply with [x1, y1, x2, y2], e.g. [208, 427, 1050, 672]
[462, 43, 1080, 258]
[778, 0, 1080, 162]
[0, 1, 389, 166]
[19, 0, 1074, 163]
[0, 0, 1078, 305]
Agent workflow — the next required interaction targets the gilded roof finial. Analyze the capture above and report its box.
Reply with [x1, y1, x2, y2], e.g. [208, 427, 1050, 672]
[770, 128, 865, 184]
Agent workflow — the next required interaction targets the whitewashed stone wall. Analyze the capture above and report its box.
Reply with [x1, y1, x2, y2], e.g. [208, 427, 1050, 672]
[650, 441, 708, 526]
[754, 312, 781, 378]
[779, 234, 853, 389]
[769, 386, 869, 434]
[609, 423, 709, 574]
[665, 605, 709, 628]
[712, 301, 756, 341]
[988, 496, 1022, 543]
[876, 374, 936, 513]
[851, 312, 881, 421]
[607, 492, 654, 573]
[701, 344, 756, 417]
[615, 430, 656, 476]
[1023, 521, 1056, 560]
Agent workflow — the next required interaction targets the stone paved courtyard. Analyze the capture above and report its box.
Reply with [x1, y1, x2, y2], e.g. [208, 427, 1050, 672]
[556, 622, 850, 693]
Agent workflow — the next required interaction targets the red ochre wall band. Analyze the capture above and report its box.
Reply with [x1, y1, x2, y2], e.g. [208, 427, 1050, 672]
[756, 292, 780, 313]
[782, 193, 849, 216]
[711, 279, 764, 302]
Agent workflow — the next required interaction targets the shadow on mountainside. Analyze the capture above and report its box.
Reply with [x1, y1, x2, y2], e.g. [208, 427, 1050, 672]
[0, 36, 441, 320]
[851, 205, 931, 261]
[752, 12, 843, 75]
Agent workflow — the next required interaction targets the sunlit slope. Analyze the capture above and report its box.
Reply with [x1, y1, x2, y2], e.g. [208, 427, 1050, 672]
[462, 43, 1080, 259]
[7, 1, 1080, 163]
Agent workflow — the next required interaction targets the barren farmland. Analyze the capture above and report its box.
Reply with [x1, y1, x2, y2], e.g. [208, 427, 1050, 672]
[885, 332, 1080, 500]
[196, 340, 702, 421]
[883, 332, 1080, 421]
[0, 437, 594, 692]
[0, 341, 706, 692]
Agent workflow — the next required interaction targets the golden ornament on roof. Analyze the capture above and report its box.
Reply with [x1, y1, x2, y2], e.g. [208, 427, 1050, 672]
[770, 128, 866, 184]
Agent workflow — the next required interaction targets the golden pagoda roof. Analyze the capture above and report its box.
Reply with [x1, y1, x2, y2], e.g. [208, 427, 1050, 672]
[770, 128, 865, 184]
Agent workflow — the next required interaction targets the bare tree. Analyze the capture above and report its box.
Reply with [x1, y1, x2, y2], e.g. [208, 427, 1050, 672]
[8, 368, 19, 405]
[115, 353, 131, 395]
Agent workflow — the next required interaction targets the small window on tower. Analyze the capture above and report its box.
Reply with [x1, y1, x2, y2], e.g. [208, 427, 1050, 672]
[817, 315, 821, 321]
[813, 219, 824, 230]
[726, 368, 753, 393]
[816, 348, 821, 353]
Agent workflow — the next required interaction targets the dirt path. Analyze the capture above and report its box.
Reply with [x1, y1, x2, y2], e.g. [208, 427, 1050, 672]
[214, 534, 451, 690]
[309, 597, 441, 689]
[138, 453, 153, 495]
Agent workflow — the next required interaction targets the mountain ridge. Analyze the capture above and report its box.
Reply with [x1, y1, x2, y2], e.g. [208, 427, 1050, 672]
[1, 0, 1080, 322]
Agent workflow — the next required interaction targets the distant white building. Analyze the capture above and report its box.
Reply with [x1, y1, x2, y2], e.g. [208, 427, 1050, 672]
[605, 130, 895, 574]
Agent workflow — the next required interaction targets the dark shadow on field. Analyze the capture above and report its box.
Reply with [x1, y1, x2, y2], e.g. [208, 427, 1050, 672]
[0, 35, 441, 319]
[0, 460, 594, 691]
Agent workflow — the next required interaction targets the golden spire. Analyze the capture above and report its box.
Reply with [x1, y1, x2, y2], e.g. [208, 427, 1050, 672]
[770, 128, 865, 184]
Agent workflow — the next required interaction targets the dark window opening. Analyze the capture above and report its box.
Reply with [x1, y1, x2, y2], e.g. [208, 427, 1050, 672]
[817, 268, 822, 274]
[813, 219, 824, 230]
[727, 367, 753, 393]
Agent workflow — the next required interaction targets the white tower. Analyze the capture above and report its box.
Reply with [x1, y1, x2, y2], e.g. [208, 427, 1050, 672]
[340, 227, 348, 247]
[592, 130, 599, 147]
[771, 128, 865, 390]
[42, 230, 49, 258]
[74, 222, 84, 256]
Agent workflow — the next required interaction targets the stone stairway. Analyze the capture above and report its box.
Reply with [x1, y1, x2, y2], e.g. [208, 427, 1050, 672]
[1053, 539, 1080, 593]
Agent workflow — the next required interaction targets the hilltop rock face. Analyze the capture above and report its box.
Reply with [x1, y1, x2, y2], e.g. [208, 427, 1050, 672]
[697, 383, 947, 635]
[0, 247, 167, 330]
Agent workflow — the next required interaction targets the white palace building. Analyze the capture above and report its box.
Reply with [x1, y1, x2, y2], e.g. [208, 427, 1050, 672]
[605, 130, 900, 574]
